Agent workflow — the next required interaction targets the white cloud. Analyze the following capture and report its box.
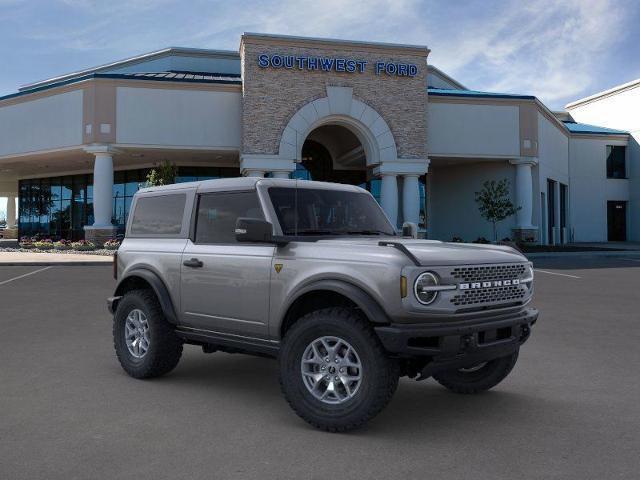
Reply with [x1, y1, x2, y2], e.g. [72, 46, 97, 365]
[3, 0, 635, 109]
[427, 0, 631, 107]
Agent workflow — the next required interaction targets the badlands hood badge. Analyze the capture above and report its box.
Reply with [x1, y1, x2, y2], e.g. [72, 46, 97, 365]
[274, 263, 283, 274]
[459, 279, 520, 290]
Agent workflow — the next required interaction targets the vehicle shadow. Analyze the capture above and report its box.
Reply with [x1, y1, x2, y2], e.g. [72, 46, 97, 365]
[155, 349, 555, 436]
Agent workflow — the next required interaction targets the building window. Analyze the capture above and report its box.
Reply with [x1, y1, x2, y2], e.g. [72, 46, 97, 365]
[606, 145, 626, 179]
[547, 179, 556, 244]
[18, 166, 239, 240]
[560, 183, 568, 243]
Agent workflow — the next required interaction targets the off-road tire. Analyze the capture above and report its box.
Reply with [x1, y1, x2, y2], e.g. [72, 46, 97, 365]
[113, 289, 183, 379]
[279, 307, 399, 432]
[433, 349, 519, 394]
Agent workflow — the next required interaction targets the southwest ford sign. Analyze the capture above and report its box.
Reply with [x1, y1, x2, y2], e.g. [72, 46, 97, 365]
[257, 54, 418, 77]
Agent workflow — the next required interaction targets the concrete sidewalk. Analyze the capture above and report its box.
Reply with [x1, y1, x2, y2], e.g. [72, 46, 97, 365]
[0, 251, 113, 266]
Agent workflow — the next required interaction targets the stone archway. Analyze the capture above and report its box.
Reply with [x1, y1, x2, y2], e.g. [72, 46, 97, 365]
[278, 86, 398, 166]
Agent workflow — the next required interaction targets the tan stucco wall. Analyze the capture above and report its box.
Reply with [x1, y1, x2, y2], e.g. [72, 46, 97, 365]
[240, 35, 428, 160]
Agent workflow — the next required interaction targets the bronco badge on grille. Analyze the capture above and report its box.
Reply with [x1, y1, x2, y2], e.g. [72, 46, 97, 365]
[459, 279, 521, 290]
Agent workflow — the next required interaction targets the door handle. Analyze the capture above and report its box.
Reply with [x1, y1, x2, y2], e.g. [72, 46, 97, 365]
[183, 258, 203, 268]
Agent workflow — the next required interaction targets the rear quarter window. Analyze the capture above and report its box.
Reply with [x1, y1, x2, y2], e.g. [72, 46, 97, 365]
[130, 193, 186, 236]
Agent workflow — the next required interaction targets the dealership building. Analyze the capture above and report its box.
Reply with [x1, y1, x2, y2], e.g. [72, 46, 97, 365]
[0, 33, 637, 244]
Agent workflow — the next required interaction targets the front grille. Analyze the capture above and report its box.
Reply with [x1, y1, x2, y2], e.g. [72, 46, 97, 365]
[451, 285, 526, 307]
[451, 264, 526, 282]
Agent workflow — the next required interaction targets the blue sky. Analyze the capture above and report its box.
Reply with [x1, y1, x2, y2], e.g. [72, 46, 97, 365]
[1, 0, 640, 218]
[1, 0, 639, 107]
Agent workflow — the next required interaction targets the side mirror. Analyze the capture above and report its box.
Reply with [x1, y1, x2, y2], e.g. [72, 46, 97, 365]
[235, 217, 274, 243]
[402, 222, 418, 239]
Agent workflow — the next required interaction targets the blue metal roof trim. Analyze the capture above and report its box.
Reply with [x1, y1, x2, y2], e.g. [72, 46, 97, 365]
[0, 72, 242, 102]
[562, 121, 628, 135]
[428, 87, 536, 100]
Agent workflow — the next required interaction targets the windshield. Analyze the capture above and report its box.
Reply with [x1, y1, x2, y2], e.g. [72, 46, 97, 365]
[268, 187, 395, 236]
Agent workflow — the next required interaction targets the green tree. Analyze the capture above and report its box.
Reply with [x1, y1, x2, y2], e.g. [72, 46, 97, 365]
[474, 179, 520, 242]
[145, 161, 177, 186]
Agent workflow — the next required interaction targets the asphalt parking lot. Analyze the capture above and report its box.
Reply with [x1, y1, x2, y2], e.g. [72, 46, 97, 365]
[1, 257, 639, 479]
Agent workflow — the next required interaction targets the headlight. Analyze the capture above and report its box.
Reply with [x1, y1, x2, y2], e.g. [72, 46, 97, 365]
[414, 272, 439, 305]
[523, 263, 534, 283]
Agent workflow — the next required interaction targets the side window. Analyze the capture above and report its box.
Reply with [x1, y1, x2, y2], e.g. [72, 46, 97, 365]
[195, 191, 264, 244]
[606, 145, 626, 179]
[130, 193, 186, 236]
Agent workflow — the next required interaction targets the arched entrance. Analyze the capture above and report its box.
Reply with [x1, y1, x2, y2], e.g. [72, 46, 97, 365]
[254, 86, 428, 229]
[295, 124, 386, 209]
[299, 124, 366, 183]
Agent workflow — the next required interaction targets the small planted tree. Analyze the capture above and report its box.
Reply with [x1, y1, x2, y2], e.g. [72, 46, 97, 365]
[474, 179, 520, 242]
[145, 161, 177, 186]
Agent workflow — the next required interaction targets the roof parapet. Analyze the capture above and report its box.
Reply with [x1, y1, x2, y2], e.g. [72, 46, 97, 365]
[565, 78, 640, 109]
[19, 47, 240, 93]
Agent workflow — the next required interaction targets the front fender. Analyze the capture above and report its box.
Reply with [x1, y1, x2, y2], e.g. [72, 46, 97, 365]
[282, 278, 391, 326]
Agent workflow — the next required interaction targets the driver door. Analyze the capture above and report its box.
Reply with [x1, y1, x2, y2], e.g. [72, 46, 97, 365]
[180, 190, 274, 339]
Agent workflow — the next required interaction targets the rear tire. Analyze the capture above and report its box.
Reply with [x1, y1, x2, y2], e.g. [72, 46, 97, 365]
[279, 307, 399, 432]
[433, 349, 519, 394]
[113, 289, 183, 379]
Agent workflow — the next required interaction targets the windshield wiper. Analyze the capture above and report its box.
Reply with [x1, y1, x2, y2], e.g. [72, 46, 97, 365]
[285, 229, 345, 235]
[283, 229, 394, 236]
[346, 230, 392, 235]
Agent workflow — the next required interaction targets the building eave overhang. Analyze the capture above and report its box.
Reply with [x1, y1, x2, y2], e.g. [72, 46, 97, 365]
[1, 73, 242, 104]
[428, 88, 535, 100]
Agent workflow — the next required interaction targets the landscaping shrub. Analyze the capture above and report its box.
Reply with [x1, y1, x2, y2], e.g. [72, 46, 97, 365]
[33, 239, 54, 250]
[71, 240, 96, 251]
[103, 239, 121, 250]
[54, 239, 73, 250]
[472, 237, 490, 244]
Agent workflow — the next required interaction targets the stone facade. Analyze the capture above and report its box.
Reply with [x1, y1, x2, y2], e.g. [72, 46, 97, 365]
[240, 35, 429, 161]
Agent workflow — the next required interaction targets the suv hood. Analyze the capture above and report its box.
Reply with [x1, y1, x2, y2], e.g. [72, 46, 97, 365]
[314, 237, 527, 266]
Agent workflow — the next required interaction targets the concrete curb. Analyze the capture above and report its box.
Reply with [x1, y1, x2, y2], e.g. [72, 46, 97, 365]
[526, 250, 640, 259]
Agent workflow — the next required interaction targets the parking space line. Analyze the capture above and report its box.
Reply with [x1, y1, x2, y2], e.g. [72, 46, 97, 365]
[534, 269, 581, 279]
[0, 266, 52, 286]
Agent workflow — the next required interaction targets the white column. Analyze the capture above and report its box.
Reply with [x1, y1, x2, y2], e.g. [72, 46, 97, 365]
[380, 174, 398, 227]
[82, 146, 117, 228]
[511, 159, 536, 229]
[6, 195, 16, 228]
[240, 154, 295, 179]
[402, 174, 420, 225]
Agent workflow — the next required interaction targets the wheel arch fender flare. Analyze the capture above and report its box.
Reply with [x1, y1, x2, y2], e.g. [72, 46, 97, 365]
[113, 268, 178, 324]
[282, 279, 391, 327]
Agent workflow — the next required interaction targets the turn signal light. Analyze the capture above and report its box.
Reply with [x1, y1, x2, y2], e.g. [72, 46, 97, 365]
[400, 276, 407, 298]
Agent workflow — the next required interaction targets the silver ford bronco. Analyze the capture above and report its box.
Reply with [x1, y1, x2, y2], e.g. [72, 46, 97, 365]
[109, 177, 537, 432]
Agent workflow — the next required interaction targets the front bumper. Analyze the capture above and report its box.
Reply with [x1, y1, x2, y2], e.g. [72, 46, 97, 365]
[375, 307, 538, 377]
[107, 296, 122, 315]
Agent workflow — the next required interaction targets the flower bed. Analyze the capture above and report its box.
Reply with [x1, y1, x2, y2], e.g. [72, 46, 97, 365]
[33, 240, 54, 250]
[54, 239, 73, 250]
[71, 240, 96, 251]
[103, 239, 121, 250]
